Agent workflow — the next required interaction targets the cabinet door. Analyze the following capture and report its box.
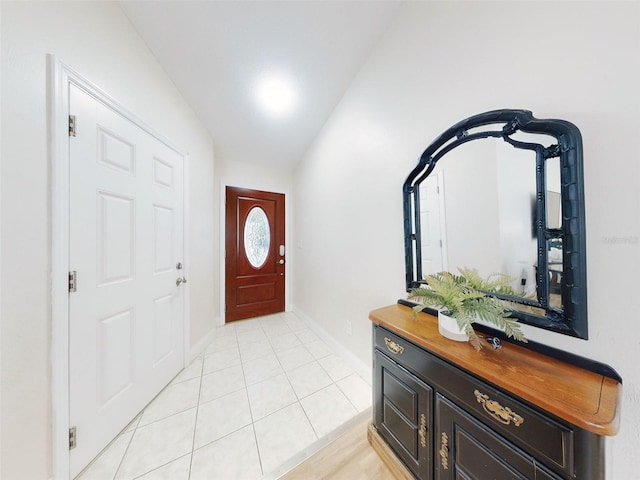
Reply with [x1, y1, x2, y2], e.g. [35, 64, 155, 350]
[436, 393, 536, 480]
[374, 351, 432, 479]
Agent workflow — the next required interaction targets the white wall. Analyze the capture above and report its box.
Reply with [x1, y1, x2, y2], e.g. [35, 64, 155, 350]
[292, 2, 640, 477]
[0, 2, 216, 479]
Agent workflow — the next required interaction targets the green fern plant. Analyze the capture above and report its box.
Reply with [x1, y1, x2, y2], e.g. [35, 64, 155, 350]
[407, 267, 527, 350]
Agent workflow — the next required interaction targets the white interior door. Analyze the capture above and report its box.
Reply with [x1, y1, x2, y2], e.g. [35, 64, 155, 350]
[420, 172, 447, 275]
[68, 84, 185, 477]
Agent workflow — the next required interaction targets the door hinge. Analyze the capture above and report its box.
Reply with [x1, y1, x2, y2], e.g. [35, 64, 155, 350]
[69, 115, 77, 137]
[69, 271, 77, 292]
[69, 426, 77, 450]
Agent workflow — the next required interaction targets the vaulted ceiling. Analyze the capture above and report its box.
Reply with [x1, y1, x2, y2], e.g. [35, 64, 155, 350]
[119, 1, 401, 169]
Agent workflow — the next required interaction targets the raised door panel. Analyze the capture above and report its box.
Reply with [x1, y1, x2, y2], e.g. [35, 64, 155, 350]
[97, 127, 136, 175]
[152, 205, 174, 274]
[97, 192, 135, 286]
[97, 308, 134, 406]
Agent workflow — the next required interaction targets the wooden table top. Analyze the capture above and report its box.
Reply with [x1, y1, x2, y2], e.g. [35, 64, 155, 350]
[369, 304, 621, 436]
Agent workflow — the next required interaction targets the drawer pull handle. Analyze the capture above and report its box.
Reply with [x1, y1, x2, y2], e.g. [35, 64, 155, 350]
[384, 337, 404, 355]
[474, 389, 524, 427]
[439, 432, 449, 470]
[419, 414, 427, 448]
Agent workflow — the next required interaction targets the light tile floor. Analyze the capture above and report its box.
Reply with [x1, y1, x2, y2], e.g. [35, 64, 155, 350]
[76, 312, 372, 480]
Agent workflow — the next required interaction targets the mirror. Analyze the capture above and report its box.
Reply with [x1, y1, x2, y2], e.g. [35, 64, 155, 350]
[404, 110, 587, 339]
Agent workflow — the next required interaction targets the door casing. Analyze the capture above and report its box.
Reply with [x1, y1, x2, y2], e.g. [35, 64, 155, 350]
[49, 56, 191, 479]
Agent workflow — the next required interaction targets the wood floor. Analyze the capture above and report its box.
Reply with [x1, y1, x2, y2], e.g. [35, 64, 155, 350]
[279, 416, 397, 480]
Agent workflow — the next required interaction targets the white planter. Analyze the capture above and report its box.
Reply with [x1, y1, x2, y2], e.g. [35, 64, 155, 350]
[438, 311, 468, 342]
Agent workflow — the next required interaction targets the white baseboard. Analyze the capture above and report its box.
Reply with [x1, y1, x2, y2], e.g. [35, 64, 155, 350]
[291, 305, 372, 386]
[188, 326, 216, 362]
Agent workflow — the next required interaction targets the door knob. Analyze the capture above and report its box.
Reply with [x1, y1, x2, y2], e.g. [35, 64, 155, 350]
[176, 277, 187, 286]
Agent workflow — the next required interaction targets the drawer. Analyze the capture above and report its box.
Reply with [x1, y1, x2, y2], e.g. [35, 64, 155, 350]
[374, 326, 574, 478]
[374, 326, 434, 376]
[430, 352, 574, 478]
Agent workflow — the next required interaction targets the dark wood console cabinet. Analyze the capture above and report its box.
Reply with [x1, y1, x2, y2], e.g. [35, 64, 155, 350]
[369, 304, 621, 480]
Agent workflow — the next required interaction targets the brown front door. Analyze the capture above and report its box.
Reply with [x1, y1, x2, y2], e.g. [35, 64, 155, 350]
[225, 186, 285, 322]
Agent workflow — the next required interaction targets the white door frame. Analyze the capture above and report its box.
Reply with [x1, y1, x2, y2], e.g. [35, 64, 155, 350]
[49, 56, 190, 479]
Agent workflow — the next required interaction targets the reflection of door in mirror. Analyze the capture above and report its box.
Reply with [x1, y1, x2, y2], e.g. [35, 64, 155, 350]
[419, 172, 447, 275]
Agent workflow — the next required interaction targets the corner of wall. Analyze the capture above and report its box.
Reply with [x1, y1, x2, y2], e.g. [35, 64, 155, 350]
[188, 327, 215, 362]
[291, 305, 372, 385]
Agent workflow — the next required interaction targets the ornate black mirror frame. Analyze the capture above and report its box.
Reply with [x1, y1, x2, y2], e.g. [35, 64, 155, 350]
[403, 109, 588, 339]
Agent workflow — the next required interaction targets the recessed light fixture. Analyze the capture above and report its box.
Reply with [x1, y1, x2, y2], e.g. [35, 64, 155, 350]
[254, 71, 298, 118]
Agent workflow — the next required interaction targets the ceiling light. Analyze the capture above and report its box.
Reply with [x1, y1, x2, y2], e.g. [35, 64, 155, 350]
[254, 72, 298, 118]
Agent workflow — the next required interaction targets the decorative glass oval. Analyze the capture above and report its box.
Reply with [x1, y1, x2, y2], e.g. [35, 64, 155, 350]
[244, 207, 270, 268]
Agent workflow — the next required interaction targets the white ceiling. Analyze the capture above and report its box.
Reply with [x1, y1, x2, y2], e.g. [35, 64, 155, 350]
[119, 1, 401, 170]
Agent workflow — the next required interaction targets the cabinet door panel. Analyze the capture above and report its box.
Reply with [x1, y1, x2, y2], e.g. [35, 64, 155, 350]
[383, 368, 418, 421]
[374, 351, 432, 479]
[383, 401, 418, 458]
[535, 465, 564, 480]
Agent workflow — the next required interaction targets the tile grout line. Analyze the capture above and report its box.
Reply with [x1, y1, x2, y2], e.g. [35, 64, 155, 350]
[259, 317, 316, 477]
[248, 316, 284, 477]
[264, 319, 323, 442]
[74, 413, 140, 480]
[254, 315, 320, 473]
[263, 315, 363, 435]
[239, 321, 265, 477]
[187, 347, 208, 480]
[263, 320, 313, 407]
[335, 376, 364, 414]
[118, 362, 206, 479]
[110, 415, 140, 480]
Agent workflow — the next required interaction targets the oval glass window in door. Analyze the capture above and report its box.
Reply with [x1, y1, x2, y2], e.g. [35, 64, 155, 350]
[244, 206, 270, 268]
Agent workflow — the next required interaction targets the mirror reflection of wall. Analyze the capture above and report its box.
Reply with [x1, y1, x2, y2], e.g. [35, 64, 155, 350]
[420, 137, 562, 297]
[546, 157, 562, 230]
[495, 140, 537, 295]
